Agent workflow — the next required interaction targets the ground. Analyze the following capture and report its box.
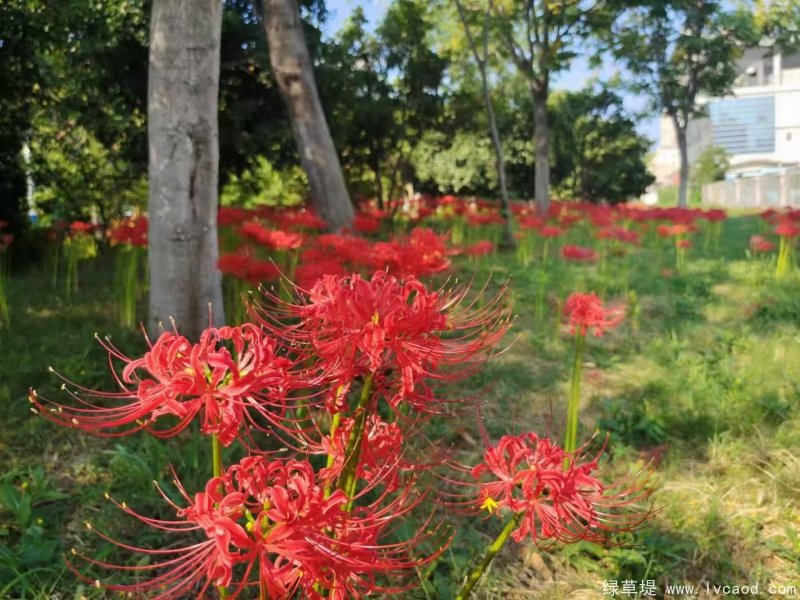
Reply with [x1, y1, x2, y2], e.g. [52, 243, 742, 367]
[1, 214, 798, 599]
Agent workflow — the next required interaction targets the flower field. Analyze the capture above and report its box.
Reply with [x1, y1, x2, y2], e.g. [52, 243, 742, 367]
[1, 200, 799, 599]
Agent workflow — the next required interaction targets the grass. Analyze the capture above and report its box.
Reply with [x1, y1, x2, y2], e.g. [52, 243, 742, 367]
[1, 216, 799, 599]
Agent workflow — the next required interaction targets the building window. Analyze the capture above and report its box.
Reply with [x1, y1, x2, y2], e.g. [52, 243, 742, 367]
[709, 96, 776, 154]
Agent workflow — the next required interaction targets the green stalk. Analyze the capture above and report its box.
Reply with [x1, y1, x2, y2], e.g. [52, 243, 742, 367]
[337, 374, 374, 512]
[455, 512, 523, 600]
[565, 332, 585, 453]
[211, 434, 228, 599]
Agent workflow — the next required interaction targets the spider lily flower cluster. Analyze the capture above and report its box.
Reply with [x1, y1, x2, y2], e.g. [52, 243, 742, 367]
[32, 270, 653, 598]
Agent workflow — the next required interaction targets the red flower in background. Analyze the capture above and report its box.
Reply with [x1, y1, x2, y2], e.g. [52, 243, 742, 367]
[273, 208, 327, 231]
[108, 216, 148, 247]
[238, 222, 304, 250]
[467, 212, 505, 227]
[701, 209, 726, 223]
[596, 226, 640, 246]
[517, 215, 545, 230]
[470, 433, 653, 544]
[354, 213, 382, 234]
[561, 245, 599, 262]
[69, 221, 94, 236]
[564, 292, 623, 337]
[775, 219, 800, 238]
[31, 324, 295, 445]
[538, 225, 565, 238]
[657, 223, 696, 238]
[749, 235, 775, 253]
[465, 240, 494, 257]
[218, 250, 281, 284]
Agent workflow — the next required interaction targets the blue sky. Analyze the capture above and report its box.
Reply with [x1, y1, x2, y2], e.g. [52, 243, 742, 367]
[322, 0, 661, 145]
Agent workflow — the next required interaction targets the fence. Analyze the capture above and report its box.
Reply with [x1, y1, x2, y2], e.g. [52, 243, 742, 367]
[702, 168, 800, 208]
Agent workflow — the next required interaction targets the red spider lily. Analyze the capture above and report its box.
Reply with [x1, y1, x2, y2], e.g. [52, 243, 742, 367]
[321, 414, 408, 489]
[700, 209, 726, 223]
[353, 214, 382, 234]
[69, 221, 94, 236]
[561, 245, 599, 262]
[295, 252, 348, 289]
[313, 234, 373, 266]
[538, 225, 565, 238]
[467, 433, 654, 544]
[557, 213, 583, 228]
[0, 234, 13, 252]
[596, 226, 640, 245]
[749, 235, 775, 253]
[218, 206, 254, 227]
[30, 324, 297, 445]
[273, 208, 327, 231]
[467, 212, 505, 227]
[775, 219, 800, 238]
[656, 223, 696, 238]
[517, 215, 545, 230]
[564, 292, 624, 337]
[371, 228, 451, 278]
[465, 240, 494, 257]
[218, 251, 281, 284]
[108, 216, 148, 247]
[238, 222, 304, 250]
[71, 456, 446, 599]
[251, 271, 512, 410]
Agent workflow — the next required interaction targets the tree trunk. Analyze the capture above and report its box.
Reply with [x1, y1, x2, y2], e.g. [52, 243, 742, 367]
[262, 0, 354, 231]
[371, 152, 384, 208]
[531, 85, 551, 215]
[453, 0, 514, 248]
[485, 83, 515, 249]
[147, 0, 224, 341]
[672, 116, 690, 208]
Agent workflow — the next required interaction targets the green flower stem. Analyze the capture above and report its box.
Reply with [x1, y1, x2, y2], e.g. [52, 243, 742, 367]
[211, 434, 228, 600]
[455, 512, 523, 600]
[565, 332, 586, 453]
[337, 374, 374, 512]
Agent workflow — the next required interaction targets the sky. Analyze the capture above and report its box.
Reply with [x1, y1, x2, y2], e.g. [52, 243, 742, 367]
[321, 0, 662, 145]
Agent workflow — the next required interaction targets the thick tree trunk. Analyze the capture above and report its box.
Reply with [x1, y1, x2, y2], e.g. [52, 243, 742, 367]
[262, 0, 354, 231]
[531, 85, 551, 215]
[147, 0, 224, 341]
[672, 116, 690, 208]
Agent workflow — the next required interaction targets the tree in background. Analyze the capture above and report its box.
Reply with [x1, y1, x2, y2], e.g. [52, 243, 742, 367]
[549, 86, 655, 203]
[756, 0, 800, 51]
[319, 7, 401, 206]
[0, 0, 42, 234]
[261, 0, 354, 230]
[690, 145, 728, 203]
[452, 0, 514, 247]
[491, 0, 606, 214]
[609, 0, 757, 208]
[147, 0, 224, 339]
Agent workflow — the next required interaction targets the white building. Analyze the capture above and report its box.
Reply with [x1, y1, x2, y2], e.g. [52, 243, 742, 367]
[651, 48, 800, 187]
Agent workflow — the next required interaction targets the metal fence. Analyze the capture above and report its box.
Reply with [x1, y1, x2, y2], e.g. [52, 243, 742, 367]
[702, 169, 800, 208]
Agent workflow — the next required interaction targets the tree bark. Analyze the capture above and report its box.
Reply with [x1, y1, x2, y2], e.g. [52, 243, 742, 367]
[531, 84, 551, 215]
[671, 115, 690, 208]
[262, 0, 354, 231]
[147, 0, 224, 341]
